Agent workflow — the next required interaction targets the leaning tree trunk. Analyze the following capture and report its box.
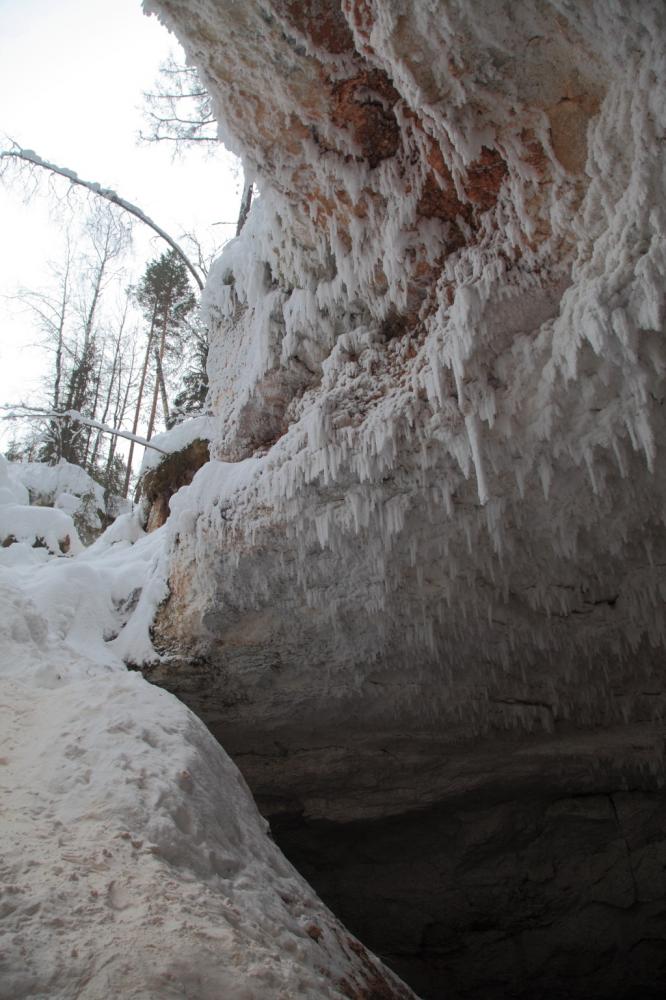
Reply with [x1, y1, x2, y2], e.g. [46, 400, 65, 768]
[145, 309, 169, 442]
[236, 178, 253, 236]
[155, 348, 170, 428]
[123, 304, 158, 498]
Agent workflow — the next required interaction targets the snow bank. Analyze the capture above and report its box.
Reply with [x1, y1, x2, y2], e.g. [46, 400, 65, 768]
[0, 502, 414, 999]
[0, 457, 108, 555]
[0, 503, 83, 556]
[3, 457, 109, 543]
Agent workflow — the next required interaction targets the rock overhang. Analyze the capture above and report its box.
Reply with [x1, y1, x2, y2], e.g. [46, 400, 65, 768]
[142, 0, 666, 812]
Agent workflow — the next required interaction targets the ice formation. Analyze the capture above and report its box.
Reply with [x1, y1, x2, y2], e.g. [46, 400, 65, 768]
[142, 0, 666, 750]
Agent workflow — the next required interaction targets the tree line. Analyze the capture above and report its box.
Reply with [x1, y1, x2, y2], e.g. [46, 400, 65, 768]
[5, 202, 205, 499]
[1, 50, 247, 501]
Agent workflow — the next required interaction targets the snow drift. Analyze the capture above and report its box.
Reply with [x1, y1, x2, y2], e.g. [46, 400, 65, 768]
[0, 506, 414, 998]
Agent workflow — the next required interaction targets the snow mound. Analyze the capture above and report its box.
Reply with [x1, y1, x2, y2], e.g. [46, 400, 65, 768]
[3, 457, 109, 543]
[11, 458, 105, 510]
[0, 503, 83, 556]
[139, 415, 213, 477]
[0, 508, 414, 1000]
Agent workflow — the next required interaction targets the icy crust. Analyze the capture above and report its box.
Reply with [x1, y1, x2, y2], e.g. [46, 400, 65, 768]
[0, 523, 415, 999]
[146, 0, 666, 732]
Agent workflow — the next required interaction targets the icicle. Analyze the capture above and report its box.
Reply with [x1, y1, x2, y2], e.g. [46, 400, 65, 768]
[465, 413, 489, 505]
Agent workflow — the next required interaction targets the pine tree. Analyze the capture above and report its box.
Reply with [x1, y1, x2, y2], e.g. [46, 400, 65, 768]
[170, 316, 209, 424]
[138, 249, 196, 437]
[123, 250, 195, 495]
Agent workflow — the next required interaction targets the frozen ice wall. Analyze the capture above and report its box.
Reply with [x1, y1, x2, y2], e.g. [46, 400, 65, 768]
[145, 0, 666, 745]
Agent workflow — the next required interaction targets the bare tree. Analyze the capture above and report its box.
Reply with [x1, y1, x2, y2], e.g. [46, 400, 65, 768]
[5, 201, 148, 501]
[140, 54, 218, 149]
[52, 206, 131, 466]
[88, 291, 132, 471]
[123, 300, 159, 499]
[104, 322, 139, 497]
[139, 54, 253, 237]
[51, 237, 73, 413]
[14, 235, 74, 457]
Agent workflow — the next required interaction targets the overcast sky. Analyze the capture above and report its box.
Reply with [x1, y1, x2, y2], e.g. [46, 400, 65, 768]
[0, 0, 240, 443]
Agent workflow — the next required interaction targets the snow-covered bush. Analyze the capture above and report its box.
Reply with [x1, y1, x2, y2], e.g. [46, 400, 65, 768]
[0, 455, 108, 553]
[0, 454, 29, 507]
[13, 458, 105, 509]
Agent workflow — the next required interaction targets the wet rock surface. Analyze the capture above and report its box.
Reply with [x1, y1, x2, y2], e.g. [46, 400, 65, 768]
[273, 788, 666, 999]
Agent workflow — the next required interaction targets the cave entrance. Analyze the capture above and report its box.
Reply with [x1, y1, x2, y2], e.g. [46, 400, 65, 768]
[266, 784, 666, 999]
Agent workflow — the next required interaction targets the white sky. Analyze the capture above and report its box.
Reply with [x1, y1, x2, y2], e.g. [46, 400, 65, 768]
[0, 0, 241, 445]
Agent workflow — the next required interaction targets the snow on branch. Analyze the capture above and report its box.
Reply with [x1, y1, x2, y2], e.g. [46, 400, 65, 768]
[2, 405, 169, 455]
[0, 142, 204, 292]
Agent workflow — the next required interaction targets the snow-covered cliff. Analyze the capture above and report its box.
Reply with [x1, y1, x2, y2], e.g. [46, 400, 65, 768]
[145, 0, 666, 772]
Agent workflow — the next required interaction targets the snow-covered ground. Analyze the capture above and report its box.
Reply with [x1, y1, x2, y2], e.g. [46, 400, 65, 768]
[0, 463, 414, 999]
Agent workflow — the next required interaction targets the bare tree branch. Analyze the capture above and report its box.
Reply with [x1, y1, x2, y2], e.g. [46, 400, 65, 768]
[2, 404, 169, 454]
[140, 54, 218, 151]
[0, 142, 204, 292]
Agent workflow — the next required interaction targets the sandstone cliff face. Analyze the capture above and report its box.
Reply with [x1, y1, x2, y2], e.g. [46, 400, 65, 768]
[143, 1, 666, 995]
